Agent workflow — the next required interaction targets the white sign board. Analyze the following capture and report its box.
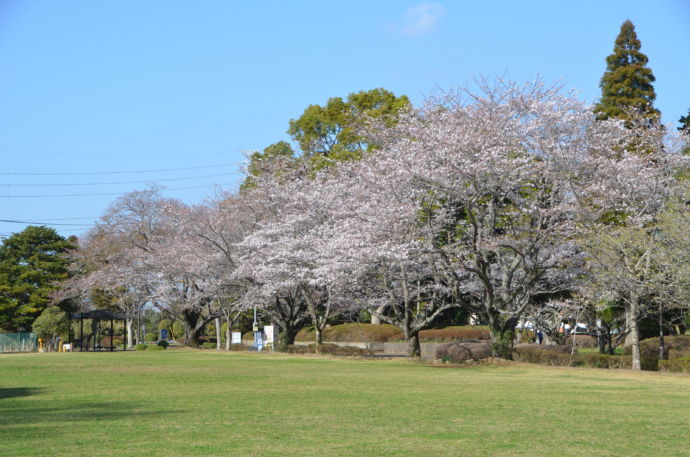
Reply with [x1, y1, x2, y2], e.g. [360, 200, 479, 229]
[231, 332, 242, 345]
[264, 325, 276, 344]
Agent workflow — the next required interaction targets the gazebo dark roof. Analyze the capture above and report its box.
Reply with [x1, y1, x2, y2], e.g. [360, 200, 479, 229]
[73, 309, 124, 320]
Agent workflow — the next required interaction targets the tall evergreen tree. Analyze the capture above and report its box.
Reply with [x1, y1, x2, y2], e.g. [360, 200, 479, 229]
[0, 226, 75, 331]
[594, 20, 659, 122]
[679, 109, 690, 134]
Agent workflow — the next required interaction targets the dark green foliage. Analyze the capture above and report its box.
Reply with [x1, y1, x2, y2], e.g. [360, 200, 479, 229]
[31, 306, 69, 340]
[201, 342, 216, 349]
[679, 109, 690, 134]
[594, 20, 659, 123]
[0, 226, 75, 331]
[679, 109, 690, 155]
[157, 339, 169, 348]
[144, 332, 157, 342]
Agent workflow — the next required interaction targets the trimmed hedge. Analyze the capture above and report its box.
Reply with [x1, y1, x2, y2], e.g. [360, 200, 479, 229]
[435, 341, 492, 363]
[659, 357, 690, 373]
[513, 345, 631, 368]
[285, 344, 373, 356]
[201, 342, 216, 350]
[513, 346, 576, 366]
[134, 343, 147, 351]
[623, 335, 690, 371]
[564, 335, 598, 349]
[419, 326, 491, 342]
[296, 324, 403, 343]
[295, 324, 491, 343]
[147, 345, 165, 351]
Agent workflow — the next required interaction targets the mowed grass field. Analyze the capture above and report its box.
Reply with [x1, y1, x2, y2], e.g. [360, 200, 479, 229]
[2, 351, 689, 457]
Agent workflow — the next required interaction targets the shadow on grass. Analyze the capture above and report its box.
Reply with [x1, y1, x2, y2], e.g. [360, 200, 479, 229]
[0, 391, 183, 442]
[0, 387, 45, 400]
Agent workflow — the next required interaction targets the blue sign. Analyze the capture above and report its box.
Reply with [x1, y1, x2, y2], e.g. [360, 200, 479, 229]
[160, 329, 168, 340]
[253, 331, 264, 351]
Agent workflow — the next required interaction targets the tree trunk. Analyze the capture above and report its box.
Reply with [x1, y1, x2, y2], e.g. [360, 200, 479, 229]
[182, 309, 206, 347]
[215, 318, 221, 350]
[371, 305, 386, 325]
[489, 322, 517, 359]
[275, 326, 298, 352]
[225, 316, 231, 351]
[629, 295, 641, 370]
[126, 318, 134, 348]
[658, 304, 665, 361]
[315, 326, 323, 346]
[407, 332, 421, 358]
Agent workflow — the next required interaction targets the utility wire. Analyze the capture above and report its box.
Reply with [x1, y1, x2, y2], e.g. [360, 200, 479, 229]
[1, 163, 234, 176]
[0, 183, 215, 198]
[0, 219, 94, 227]
[1, 172, 230, 187]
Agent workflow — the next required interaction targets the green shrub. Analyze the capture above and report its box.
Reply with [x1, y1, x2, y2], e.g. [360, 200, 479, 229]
[565, 335, 598, 349]
[158, 319, 171, 332]
[172, 321, 184, 340]
[577, 353, 631, 369]
[419, 326, 491, 342]
[201, 342, 216, 349]
[134, 343, 148, 351]
[296, 323, 403, 343]
[310, 343, 372, 356]
[513, 346, 576, 366]
[669, 348, 690, 360]
[623, 335, 690, 371]
[147, 345, 165, 351]
[144, 332, 157, 342]
[157, 340, 169, 349]
[659, 357, 690, 373]
[286, 344, 315, 354]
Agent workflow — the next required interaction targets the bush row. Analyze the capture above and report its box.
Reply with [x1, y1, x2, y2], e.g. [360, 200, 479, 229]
[512, 346, 631, 368]
[286, 343, 373, 356]
[295, 324, 491, 343]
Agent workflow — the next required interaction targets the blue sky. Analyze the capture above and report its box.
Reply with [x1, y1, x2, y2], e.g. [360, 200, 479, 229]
[1, 0, 689, 239]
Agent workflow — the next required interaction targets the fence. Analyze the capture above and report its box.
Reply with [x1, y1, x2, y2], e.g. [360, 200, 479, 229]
[0, 332, 37, 353]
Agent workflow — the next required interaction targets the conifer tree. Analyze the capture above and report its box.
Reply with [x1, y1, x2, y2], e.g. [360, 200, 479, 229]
[594, 20, 659, 122]
[679, 109, 690, 134]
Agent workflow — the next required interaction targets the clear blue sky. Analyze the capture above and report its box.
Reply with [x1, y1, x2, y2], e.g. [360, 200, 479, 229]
[1, 0, 689, 239]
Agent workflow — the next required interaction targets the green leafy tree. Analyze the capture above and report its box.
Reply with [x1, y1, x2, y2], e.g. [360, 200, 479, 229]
[594, 20, 659, 123]
[240, 141, 296, 191]
[0, 226, 75, 331]
[240, 88, 410, 189]
[32, 306, 69, 340]
[287, 88, 410, 166]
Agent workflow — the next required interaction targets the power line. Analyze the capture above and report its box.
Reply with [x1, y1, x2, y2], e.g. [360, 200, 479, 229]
[1, 172, 231, 187]
[0, 219, 94, 227]
[1, 163, 235, 176]
[0, 183, 216, 198]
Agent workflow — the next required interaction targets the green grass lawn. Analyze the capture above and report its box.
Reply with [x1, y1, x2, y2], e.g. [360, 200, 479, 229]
[1, 351, 689, 457]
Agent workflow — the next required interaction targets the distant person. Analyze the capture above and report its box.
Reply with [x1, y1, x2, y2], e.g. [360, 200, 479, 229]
[536, 330, 543, 345]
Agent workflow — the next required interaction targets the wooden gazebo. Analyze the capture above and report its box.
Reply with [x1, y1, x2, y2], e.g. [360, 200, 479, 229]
[70, 310, 126, 352]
